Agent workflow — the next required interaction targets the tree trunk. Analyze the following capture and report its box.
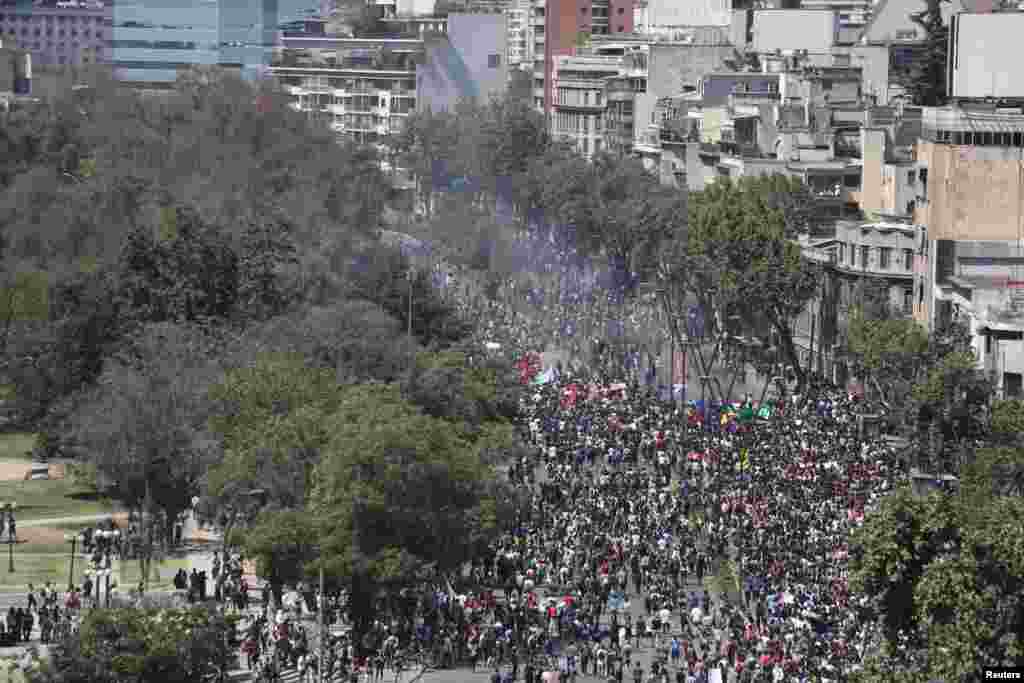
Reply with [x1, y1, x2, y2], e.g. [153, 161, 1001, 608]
[773, 314, 807, 395]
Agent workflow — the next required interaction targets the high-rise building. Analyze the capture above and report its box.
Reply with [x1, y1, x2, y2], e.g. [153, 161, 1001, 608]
[110, 0, 293, 86]
[0, 0, 110, 69]
[533, 0, 633, 115]
[107, 0, 326, 87]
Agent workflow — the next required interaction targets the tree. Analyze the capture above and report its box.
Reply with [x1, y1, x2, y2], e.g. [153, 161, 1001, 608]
[906, 0, 950, 107]
[28, 605, 234, 683]
[243, 301, 416, 383]
[348, 243, 471, 349]
[405, 349, 522, 441]
[116, 204, 239, 325]
[236, 210, 299, 321]
[236, 508, 318, 607]
[205, 353, 346, 512]
[684, 176, 822, 394]
[66, 322, 225, 586]
[850, 447, 1024, 681]
[311, 383, 506, 636]
[991, 399, 1024, 446]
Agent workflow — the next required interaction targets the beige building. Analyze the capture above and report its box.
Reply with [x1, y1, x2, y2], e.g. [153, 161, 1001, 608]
[911, 104, 1024, 398]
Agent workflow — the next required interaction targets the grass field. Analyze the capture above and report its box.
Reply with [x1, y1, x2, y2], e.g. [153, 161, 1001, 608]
[0, 434, 35, 461]
[0, 554, 191, 593]
[0, 554, 72, 592]
[119, 556, 190, 591]
[0, 478, 113, 522]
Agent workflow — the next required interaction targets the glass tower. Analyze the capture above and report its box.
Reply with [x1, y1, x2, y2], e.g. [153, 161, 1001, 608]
[112, 0, 312, 85]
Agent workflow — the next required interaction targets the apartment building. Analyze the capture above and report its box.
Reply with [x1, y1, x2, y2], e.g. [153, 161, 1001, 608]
[549, 53, 617, 157]
[533, 0, 634, 115]
[506, 0, 530, 69]
[274, 13, 506, 143]
[0, 37, 30, 109]
[0, 0, 109, 69]
[910, 104, 1024, 397]
[272, 35, 421, 144]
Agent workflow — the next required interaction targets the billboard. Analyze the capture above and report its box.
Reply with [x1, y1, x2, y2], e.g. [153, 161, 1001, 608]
[948, 12, 1024, 100]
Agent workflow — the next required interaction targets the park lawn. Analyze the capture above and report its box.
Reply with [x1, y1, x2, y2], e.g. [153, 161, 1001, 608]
[119, 556, 190, 591]
[0, 433, 35, 461]
[0, 554, 71, 593]
[0, 478, 113, 522]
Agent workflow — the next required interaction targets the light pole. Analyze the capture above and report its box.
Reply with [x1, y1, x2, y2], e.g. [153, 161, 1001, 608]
[64, 533, 84, 591]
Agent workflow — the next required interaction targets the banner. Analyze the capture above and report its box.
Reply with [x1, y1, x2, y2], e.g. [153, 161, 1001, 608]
[672, 347, 687, 387]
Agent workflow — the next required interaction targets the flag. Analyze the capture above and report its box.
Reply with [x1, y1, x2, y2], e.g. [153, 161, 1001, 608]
[645, 362, 657, 386]
[561, 384, 580, 409]
[739, 448, 750, 471]
[532, 368, 555, 385]
[672, 348, 686, 386]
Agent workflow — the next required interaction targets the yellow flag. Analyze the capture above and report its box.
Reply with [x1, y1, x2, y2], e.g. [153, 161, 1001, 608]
[739, 448, 749, 471]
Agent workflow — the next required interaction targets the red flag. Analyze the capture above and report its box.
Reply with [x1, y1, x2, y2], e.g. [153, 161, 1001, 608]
[672, 347, 687, 386]
[561, 384, 580, 409]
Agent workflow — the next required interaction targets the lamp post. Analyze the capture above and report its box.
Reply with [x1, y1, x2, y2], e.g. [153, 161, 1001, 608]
[64, 533, 84, 591]
[94, 568, 111, 608]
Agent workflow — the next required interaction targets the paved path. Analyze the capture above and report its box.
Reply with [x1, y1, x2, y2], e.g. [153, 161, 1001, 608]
[19, 512, 123, 529]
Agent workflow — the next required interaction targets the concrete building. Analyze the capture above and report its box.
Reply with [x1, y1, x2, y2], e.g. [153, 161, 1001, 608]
[271, 35, 422, 144]
[275, 13, 506, 142]
[633, 0, 729, 37]
[751, 9, 837, 53]
[418, 12, 508, 110]
[0, 0, 109, 69]
[507, 6, 528, 68]
[0, 37, 30, 108]
[912, 104, 1024, 398]
[549, 52, 619, 157]
[536, 0, 634, 115]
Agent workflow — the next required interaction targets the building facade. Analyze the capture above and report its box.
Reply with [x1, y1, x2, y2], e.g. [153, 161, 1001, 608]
[912, 104, 1024, 398]
[537, 0, 633, 114]
[0, 0, 109, 69]
[549, 53, 617, 157]
[418, 13, 508, 111]
[272, 35, 421, 144]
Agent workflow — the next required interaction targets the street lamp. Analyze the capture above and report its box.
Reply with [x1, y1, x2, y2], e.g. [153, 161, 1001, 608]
[63, 533, 85, 592]
[91, 568, 112, 608]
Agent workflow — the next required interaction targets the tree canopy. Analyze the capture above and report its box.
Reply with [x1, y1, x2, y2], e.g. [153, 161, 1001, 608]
[850, 446, 1024, 680]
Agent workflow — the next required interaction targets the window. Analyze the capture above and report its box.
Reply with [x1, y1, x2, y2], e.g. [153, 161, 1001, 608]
[879, 247, 891, 270]
[903, 248, 913, 271]
[860, 245, 869, 268]
[617, 25, 624, 31]
[581, 6, 588, 12]
[617, 6, 624, 12]
[907, 169, 916, 184]
[837, 244, 844, 263]
[918, 282, 924, 305]
[986, 334, 992, 355]
[583, 137, 589, 154]
[903, 288, 912, 312]
[584, 91, 589, 105]
[488, 53, 501, 68]
[595, 91, 602, 106]
[594, 139, 602, 154]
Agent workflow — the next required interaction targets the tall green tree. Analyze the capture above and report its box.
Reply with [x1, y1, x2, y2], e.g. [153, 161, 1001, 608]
[66, 322, 226, 586]
[685, 176, 821, 393]
[850, 446, 1024, 681]
[311, 383, 507, 635]
[28, 604, 234, 683]
[349, 243, 471, 349]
